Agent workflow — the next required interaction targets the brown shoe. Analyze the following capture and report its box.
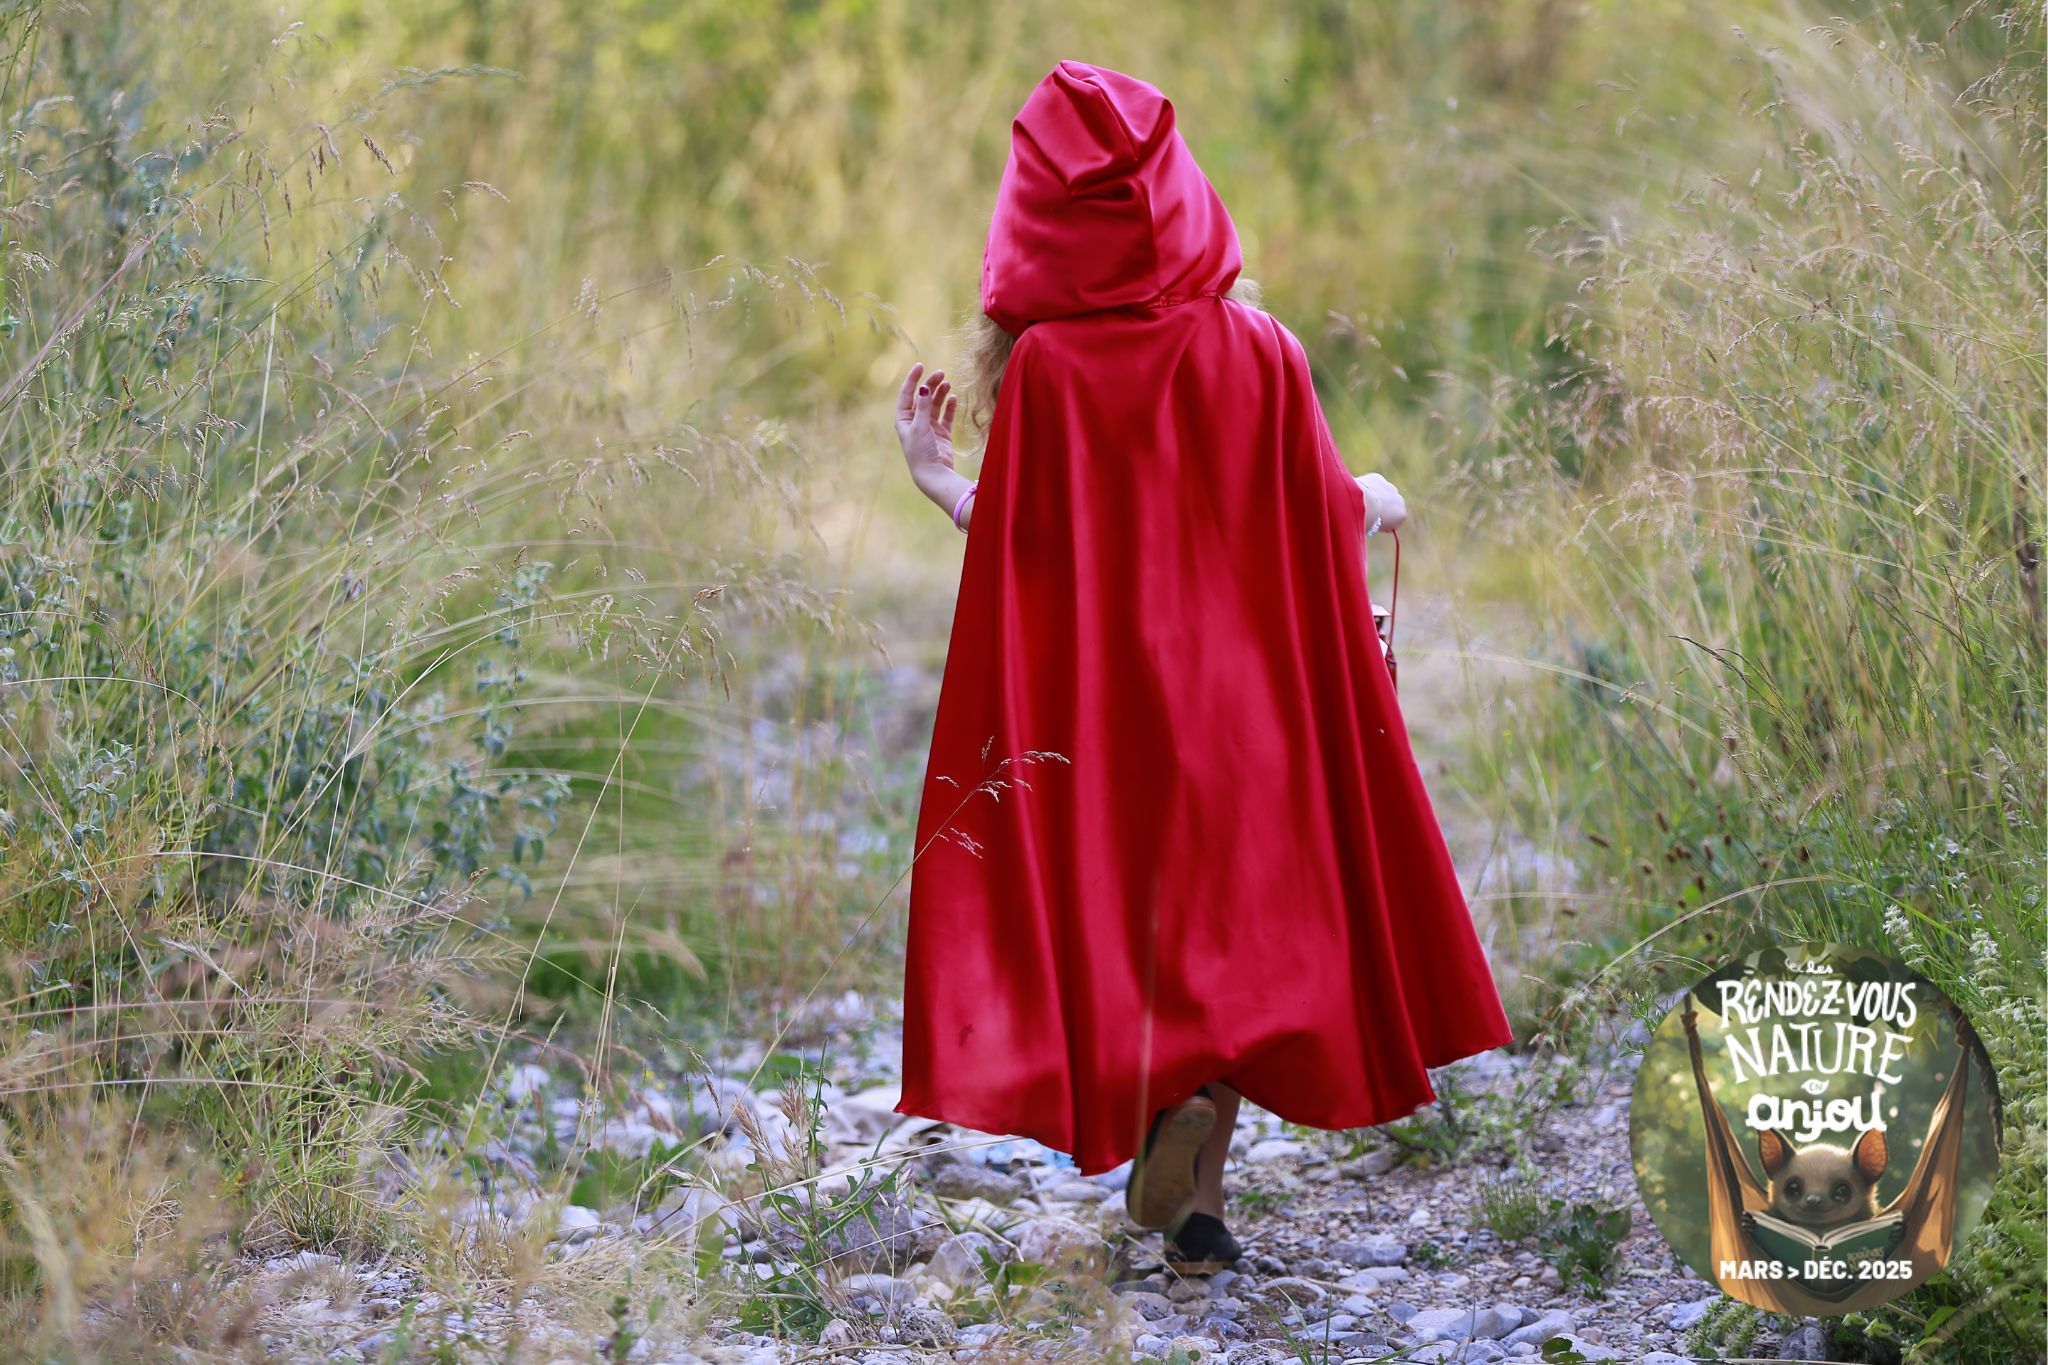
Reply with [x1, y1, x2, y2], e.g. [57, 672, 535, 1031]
[1124, 1087, 1217, 1230]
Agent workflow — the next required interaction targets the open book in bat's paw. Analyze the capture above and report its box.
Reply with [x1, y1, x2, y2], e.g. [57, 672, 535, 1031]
[1739, 1207, 1909, 1299]
[1740, 1207, 1908, 1261]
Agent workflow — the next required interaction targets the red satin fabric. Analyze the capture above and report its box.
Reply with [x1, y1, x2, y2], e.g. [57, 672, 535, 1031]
[896, 61, 1514, 1176]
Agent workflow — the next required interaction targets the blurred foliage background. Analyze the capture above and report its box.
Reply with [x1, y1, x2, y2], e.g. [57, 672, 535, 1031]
[0, 0, 2036, 1357]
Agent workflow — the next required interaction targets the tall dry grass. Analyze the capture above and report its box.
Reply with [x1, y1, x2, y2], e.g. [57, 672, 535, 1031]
[1447, 6, 2044, 1358]
[0, 2, 874, 1349]
[0, 0, 2036, 1358]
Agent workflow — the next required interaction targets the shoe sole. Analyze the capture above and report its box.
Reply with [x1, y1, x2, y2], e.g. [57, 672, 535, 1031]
[1124, 1093, 1217, 1230]
[1163, 1253, 1233, 1275]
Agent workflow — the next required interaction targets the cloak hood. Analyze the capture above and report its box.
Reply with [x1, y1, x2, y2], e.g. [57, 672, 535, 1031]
[979, 60, 1243, 335]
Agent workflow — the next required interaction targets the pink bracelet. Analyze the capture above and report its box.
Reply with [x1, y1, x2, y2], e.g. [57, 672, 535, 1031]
[950, 481, 978, 532]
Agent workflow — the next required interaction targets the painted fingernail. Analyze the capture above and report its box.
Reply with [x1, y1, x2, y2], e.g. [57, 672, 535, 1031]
[919, 386, 930, 395]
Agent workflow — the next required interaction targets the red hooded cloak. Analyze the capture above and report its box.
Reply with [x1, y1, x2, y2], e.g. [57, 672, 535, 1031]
[896, 60, 1514, 1176]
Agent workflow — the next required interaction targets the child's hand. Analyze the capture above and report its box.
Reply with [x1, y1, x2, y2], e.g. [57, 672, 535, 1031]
[1358, 472, 1407, 532]
[895, 362, 959, 497]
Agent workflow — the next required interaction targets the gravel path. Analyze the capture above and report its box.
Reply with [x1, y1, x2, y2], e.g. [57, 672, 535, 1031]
[235, 990, 1832, 1363]
[234, 597, 1834, 1361]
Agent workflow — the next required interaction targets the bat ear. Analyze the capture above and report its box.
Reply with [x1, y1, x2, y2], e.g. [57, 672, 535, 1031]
[1853, 1126, 1888, 1182]
[1757, 1128, 1791, 1175]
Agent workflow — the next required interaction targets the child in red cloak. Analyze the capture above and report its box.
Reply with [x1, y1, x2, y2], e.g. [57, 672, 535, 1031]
[889, 59, 1514, 1272]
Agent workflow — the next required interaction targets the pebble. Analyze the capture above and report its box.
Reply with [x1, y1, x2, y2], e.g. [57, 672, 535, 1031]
[1331, 1235, 1407, 1267]
[1046, 1179, 1114, 1203]
[1777, 1321, 1831, 1360]
[1501, 1310, 1578, 1348]
[1013, 1215, 1098, 1265]
[925, 1231, 1004, 1287]
[1408, 1340, 1509, 1363]
[231, 1000, 1724, 1365]
[1402, 1305, 1522, 1343]
[548, 1204, 602, 1243]
[266, 1251, 340, 1274]
[1336, 1146, 1395, 1177]
[888, 1304, 958, 1347]
[1122, 1291, 1179, 1321]
[501, 1062, 550, 1102]
[930, 1163, 1028, 1203]
[843, 1272, 917, 1306]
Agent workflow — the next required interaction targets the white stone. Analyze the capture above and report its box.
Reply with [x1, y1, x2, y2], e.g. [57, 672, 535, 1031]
[1332, 1236, 1407, 1268]
[1121, 1291, 1178, 1321]
[843, 1272, 916, 1305]
[1501, 1310, 1577, 1349]
[1404, 1307, 1476, 1343]
[1408, 1341, 1509, 1363]
[1047, 1179, 1113, 1203]
[926, 1231, 1003, 1287]
[552, 1204, 600, 1234]
[503, 1063, 550, 1103]
[1340, 1146, 1400, 1177]
[1538, 1333, 1619, 1361]
[1014, 1216, 1098, 1265]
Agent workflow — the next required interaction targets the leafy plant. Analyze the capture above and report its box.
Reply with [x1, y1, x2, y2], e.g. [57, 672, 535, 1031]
[1231, 1176, 1285, 1218]
[939, 1248, 1044, 1326]
[1538, 1199, 1632, 1297]
[1682, 1296, 1785, 1360]
[1408, 1239, 1453, 1269]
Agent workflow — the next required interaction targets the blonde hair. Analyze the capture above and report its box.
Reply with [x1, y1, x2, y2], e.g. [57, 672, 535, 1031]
[953, 276, 1265, 445]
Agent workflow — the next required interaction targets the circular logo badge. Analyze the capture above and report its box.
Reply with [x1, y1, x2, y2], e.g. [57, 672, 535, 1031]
[1628, 942, 2002, 1315]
